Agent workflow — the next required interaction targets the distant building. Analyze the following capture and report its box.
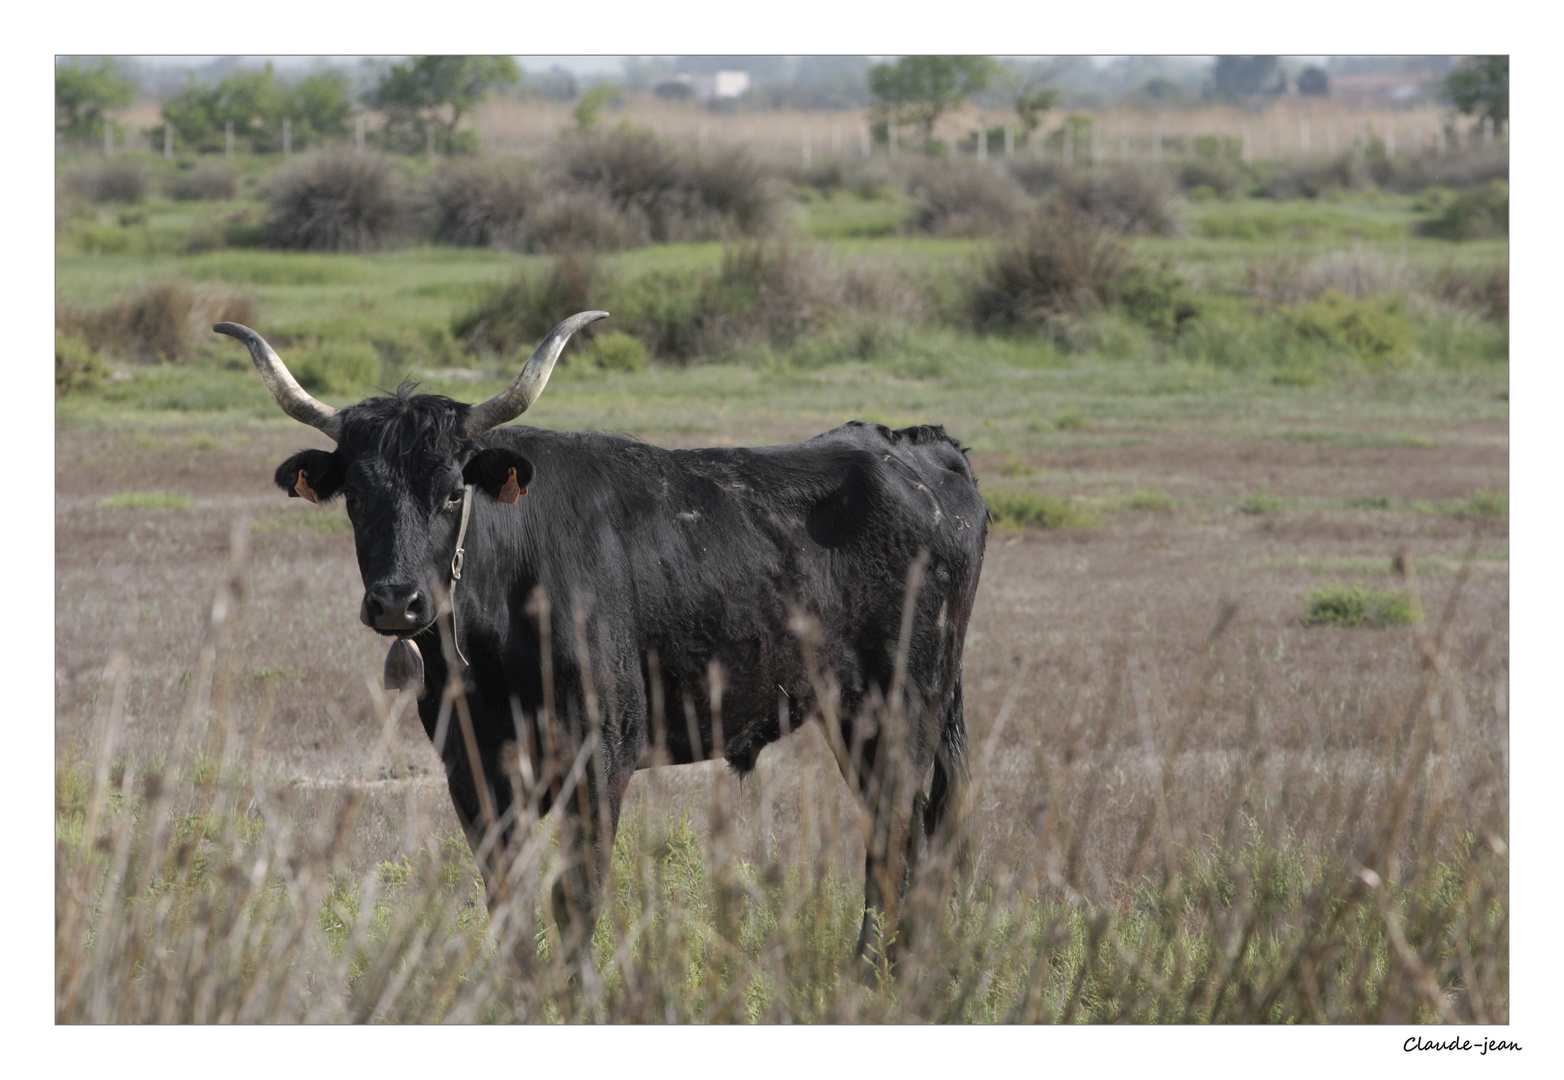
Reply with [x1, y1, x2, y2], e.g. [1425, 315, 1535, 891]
[676, 70, 750, 103]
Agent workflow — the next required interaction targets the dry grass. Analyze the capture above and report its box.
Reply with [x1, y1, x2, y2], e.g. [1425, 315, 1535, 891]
[262, 151, 411, 252]
[968, 208, 1132, 332]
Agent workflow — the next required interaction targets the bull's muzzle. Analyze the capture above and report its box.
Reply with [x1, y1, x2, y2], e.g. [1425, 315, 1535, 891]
[361, 584, 431, 633]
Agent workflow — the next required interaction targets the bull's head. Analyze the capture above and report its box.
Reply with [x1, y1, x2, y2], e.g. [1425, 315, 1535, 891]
[216, 312, 607, 635]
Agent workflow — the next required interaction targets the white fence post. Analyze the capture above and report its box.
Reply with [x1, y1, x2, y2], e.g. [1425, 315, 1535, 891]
[1090, 121, 1099, 169]
[860, 123, 870, 158]
[1005, 123, 1014, 158]
[977, 119, 987, 162]
[831, 120, 840, 158]
[225, 120, 234, 159]
[1326, 122, 1335, 155]
[1300, 121, 1310, 155]
[1063, 125, 1073, 167]
[1242, 124, 1251, 164]
[163, 122, 173, 159]
[888, 121, 897, 157]
[283, 117, 292, 157]
[426, 121, 435, 158]
[802, 121, 811, 167]
[1152, 123, 1161, 164]
[1483, 115, 1494, 147]
[104, 117, 112, 155]
[356, 116, 366, 153]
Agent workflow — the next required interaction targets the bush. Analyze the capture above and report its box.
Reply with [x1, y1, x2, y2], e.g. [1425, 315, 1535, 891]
[906, 161, 1030, 237]
[454, 252, 605, 360]
[62, 158, 149, 203]
[580, 331, 649, 372]
[1427, 264, 1508, 324]
[57, 280, 256, 364]
[262, 151, 409, 252]
[1007, 159, 1069, 197]
[550, 127, 782, 243]
[968, 208, 1132, 333]
[56, 332, 108, 397]
[290, 341, 382, 393]
[425, 159, 539, 247]
[1303, 584, 1417, 627]
[700, 241, 838, 352]
[1114, 263, 1199, 341]
[1420, 180, 1508, 239]
[1281, 291, 1414, 369]
[519, 189, 647, 252]
[167, 163, 239, 201]
[986, 490, 1100, 530]
[1061, 166, 1180, 236]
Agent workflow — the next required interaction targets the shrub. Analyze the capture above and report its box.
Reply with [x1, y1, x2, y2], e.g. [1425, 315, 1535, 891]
[426, 159, 539, 247]
[454, 252, 605, 359]
[1303, 584, 1417, 627]
[905, 161, 1030, 236]
[1281, 291, 1414, 368]
[1114, 263, 1199, 340]
[1427, 264, 1508, 324]
[62, 158, 149, 203]
[167, 164, 238, 201]
[1238, 492, 1285, 515]
[58, 280, 256, 364]
[56, 332, 108, 397]
[1007, 159, 1069, 197]
[519, 189, 647, 252]
[1455, 488, 1508, 518]
[969, 208, 1132, 333]
[1061, 166, 1180, 236]
[550, 127, 782, 243]
[1420, 180, 1508, 239]
[986, 489, 1100, 530]
[580, 331, 649, 372]
[262, 151, 409, 252]
[290, 341, 382, 393]
[702, 241, 838, 351]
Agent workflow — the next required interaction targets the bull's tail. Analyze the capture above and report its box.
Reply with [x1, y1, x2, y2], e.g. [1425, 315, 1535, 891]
[924, 676, 969, 850]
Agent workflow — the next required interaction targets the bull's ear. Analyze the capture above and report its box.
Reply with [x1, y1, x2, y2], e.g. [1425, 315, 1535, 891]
[275, 449, 345, 504]
[464, 448, 535, 504]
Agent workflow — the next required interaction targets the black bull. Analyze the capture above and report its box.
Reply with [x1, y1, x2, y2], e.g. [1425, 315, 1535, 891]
[217, 312, 988, 968]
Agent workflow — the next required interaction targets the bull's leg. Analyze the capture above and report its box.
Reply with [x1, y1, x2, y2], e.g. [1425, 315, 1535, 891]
[549, 752, 634, 970]
[836, 724, 933, 983]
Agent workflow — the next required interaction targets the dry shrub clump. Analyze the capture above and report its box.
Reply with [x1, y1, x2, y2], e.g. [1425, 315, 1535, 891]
[550, 128, 783, 244]
[1427, 264, 1508, 324]
[61, 158, 151, 204]
[57, 280, 256, 364]
[906, 161, 1031, 237]
[453, 251, 605, 360]
[263, 151, 410, 252]
[1061, 166, 1181, 237]
[167, 163, 239, 202]
[969, 208, 1133, 332]
[425, 158, 540, 247]
[55, 527, 1508, 1023]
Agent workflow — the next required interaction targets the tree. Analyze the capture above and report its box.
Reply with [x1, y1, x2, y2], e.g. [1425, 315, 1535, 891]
[56, 58, 136, 146]
[370, 56, 519, 154]
[1297, 67, 1330, 97]
[1444, 55, 1507, 127]
[868, 56, 1000, 145]
[1211, 56, 1279, 100]
[161, 65, 353, 153]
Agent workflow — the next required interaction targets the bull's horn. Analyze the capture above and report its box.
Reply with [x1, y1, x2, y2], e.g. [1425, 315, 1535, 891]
[214, 322, 343, 441]
[464, 311, 609, 437]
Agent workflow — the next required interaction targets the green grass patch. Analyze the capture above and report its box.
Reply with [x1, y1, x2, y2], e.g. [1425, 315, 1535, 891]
[1122, 489, 1175, 512]
[1303, 583, 1418, 627]
[986, 489, 1101, 530]
[1237, 492, 1285, 515]
[1455, 488, 1508, 518]
[98, 490, 192, 509]
[253, 508, 352, 534]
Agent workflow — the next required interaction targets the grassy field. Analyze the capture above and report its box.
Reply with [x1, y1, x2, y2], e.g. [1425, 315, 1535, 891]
[54, 144, 1507, 1025]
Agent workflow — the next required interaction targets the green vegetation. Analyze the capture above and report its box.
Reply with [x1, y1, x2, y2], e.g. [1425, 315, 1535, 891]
[1238, 492, 1285, 515]
[161, 64, 353, 154]
[369, 55, 520, 155]
[55, 58, 136, 147]
[986, 490, 1101, 530]
[1303, 584, 1418, 627]
[1122, 490, 1175, 512]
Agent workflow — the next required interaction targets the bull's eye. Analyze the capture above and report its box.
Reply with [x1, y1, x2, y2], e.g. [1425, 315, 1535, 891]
[446, 487, 465, 509]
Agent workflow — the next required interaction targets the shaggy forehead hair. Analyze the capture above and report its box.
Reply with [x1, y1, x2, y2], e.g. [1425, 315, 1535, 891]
[337, 383, 474, 468]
